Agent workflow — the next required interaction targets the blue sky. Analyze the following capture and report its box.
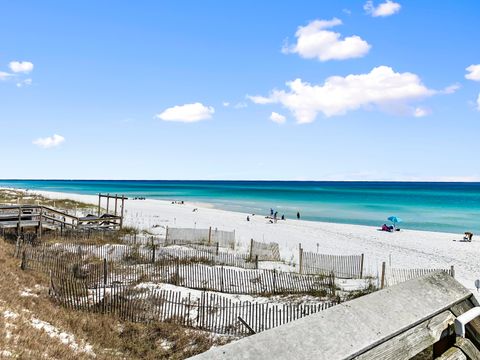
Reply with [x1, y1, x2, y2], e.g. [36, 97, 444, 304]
[0, 0, 479, 180]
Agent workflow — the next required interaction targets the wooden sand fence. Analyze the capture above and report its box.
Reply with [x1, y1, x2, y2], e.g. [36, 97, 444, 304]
[122, 234, 166, 246]
[299, 246, 364, 279]
[21, 246, 335, 296]
[249, 239, 281, 262]
[382, 265, 455, 288]
[49, 277, 338, 336]
[21, 242, 255, 269]
[165, 227, 235, 249]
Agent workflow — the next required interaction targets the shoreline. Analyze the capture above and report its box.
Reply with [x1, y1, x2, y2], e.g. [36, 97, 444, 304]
[2, 186, 479, 294]
[1, 184, 471, 235]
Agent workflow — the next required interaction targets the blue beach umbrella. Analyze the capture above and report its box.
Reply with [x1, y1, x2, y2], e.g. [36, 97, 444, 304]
[387, 216, 402, 228]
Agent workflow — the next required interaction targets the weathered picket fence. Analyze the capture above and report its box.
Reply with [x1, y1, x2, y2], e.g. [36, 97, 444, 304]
[50, 277, 338, 336]
[383, 266, 455, 288]
[299, 246, 364, 279]
[21, 242, 254, 269]
[166, 227, 235, 249]
[21, 245, 335, 296]
[249, 239, 281, 261]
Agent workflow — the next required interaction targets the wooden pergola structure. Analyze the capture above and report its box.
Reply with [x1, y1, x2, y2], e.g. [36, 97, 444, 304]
[97, 193, 127, 227]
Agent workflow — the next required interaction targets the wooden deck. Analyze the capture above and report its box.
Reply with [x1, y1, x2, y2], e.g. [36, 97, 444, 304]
[0, 205, 123, 232]
[190, 272, 480, 360]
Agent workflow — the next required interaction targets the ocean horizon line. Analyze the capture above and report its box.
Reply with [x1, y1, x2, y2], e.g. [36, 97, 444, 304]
[1, 178, 480, 184]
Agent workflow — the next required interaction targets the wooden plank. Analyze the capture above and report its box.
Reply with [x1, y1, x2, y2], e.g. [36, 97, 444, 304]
[355, 311, 455, 360]
[191, 272, 472, 360]
[436, 347, 467, 360]
[454, 337, 480, 359]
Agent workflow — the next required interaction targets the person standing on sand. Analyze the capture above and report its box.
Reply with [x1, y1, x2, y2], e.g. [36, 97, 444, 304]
[297, 211, 300, 220]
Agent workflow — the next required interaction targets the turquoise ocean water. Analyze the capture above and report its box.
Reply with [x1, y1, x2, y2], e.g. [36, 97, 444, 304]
[0, 180, 479, 234]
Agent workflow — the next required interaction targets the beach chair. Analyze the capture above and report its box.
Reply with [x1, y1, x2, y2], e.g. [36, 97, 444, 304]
[463, 232, 473, 242]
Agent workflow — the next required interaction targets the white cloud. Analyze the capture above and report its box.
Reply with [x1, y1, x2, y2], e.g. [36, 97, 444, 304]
[364, 0, 401, 17]
[246, 95, 274, 105]
[16, 78, 32, 88]
[270, 112, 286, 124]
[465, 64, 480, 81]
[249, 66, 434, 123]
[222, 101, 230, 107]
[9, 61, 34, 74]
[33, 134, 65, 149]
[477, 93, 480, 111]
[0, 71, 12, 80]
[413, 107, 430, 117]
[282, 18, 371, 61]
[156, 102, 214, 123]
[441, 83, 461, 94]
[234, 102, 248, 109]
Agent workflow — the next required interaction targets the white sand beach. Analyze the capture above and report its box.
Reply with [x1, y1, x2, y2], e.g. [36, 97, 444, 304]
[14, 188, 480, 294]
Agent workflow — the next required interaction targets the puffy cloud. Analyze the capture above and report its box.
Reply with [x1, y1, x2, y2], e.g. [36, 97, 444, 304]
[249, 66, 434, 123]
[364, 0, 401, 17]
[33, 134, 65, 149]
[282, 18, 371, 61]
[9, 61, 34, 74]
[270, 112, 286, 124]
[465, 64, 480, 81]
[413, 107, 430, 117]
[156, 102, 214, 123]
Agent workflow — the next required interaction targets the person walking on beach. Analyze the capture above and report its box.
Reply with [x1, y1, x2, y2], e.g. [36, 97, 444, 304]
[274, 211, 278, 223]
[247, 215, 250, 222]
[297, 211, 300, 220]
[270, 208, 274, 216]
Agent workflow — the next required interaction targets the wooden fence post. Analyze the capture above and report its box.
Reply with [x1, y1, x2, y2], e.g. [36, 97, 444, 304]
[175, 259, 180, 286]
[165, 226, 169, 244]
[221, 266, 224, 292]
[20, 250, 26, 270]
[249, 238, 253, 261]
[39, 207, 43, 239]
[330, 271, 335, 297]
[273, 269, 277, 294]
[103, 258, 108, 286]
[208, 227, 212, 245]
[450, 265, 455, 278]
[255, 255, 259, 270]
[360, 253, 364, 279]
[381, 261, 386, 289]
[152, 244, 156, 264]
[216, 242, 219, 256]
[298, 243, 303, 274]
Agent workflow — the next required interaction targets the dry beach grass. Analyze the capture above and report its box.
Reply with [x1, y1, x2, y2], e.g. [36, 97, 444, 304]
[0, 239, 229, 359]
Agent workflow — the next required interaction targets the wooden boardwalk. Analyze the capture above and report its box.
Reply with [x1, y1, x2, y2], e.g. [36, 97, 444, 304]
[192, 272, 480, 360]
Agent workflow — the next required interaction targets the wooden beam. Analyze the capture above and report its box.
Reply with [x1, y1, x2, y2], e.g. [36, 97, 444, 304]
[355, 311, 456, 360]
[120, 197, 125, 229]
[436, 347, 467, 360]
[454, 337, 480, 359]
